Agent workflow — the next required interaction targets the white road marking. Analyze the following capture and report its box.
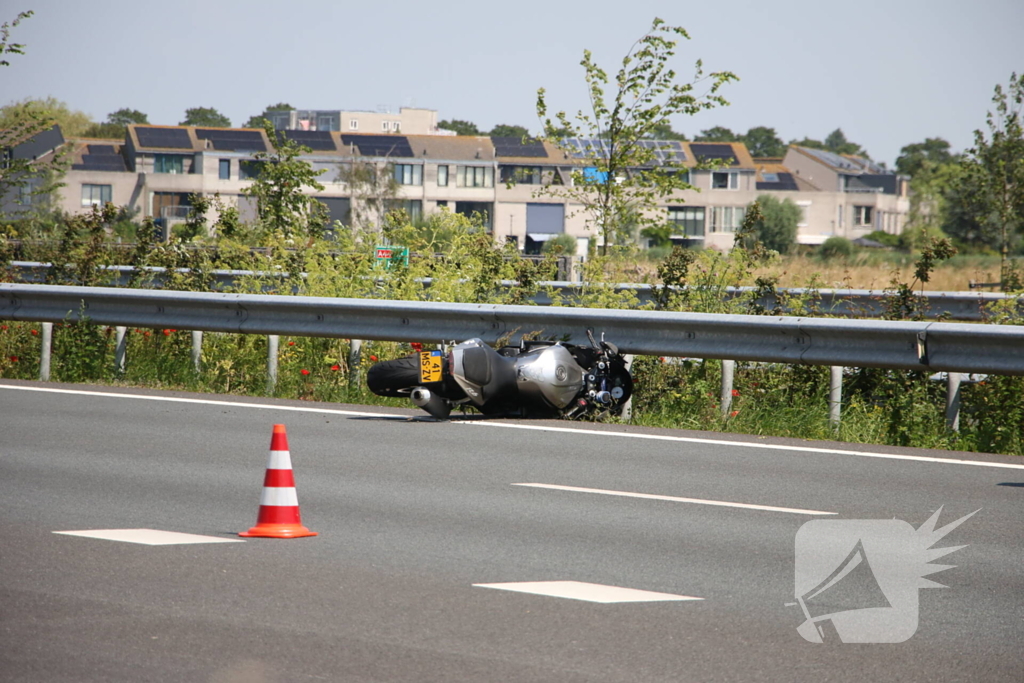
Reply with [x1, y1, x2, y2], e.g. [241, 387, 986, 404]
[5, 384, 1024, 470]
[53, 529, 244, 545]
[473, 580, 702, 604]
[513, 483, 836, 516]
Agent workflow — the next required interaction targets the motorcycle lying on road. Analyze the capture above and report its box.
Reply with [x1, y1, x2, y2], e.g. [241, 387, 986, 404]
[366, 332, 632, 420]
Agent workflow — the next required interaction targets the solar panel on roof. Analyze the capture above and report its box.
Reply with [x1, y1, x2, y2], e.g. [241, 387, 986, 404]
[87, 144, 118, 155]
[689, 143, 738, 165]
[281, 130, 336, 151]
[490, 136, 546, 158]
[195, 128, 267, 152]
[135, 127, 192, 149]
[756, 172, 798, 191]
[340, 134, 414, 158]
[73, 157, 128, 172]
[801, 147, 859, 171]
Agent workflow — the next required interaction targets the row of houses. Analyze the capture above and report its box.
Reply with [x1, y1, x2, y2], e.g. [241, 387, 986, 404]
[3, 121, 910, 254]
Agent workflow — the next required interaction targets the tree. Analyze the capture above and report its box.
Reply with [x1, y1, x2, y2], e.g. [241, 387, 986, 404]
[895, 137, 954, 177]
[741, 126, 786, 157]
[336, 160, 400, 234]
[0, 9, 32, 66]
[489, 123, 530, 138]
[82, 108, 149, 139]
[958, 73, 1024, 286]
[242, 102, 292, 130]
[746, 194, 800, 253]
[790, 136, 825, 150]
[824, 128, 868, 157]
[537, 18, 736, 255]
[0, 15, 69, 217]
[0, 97, 93, 138]
[438, 119, 481, 136]
[180, 107, 231, 128]
[242, 122, 327, 238]
[646, 121, 687, 140]
[695, 126, 737, 142]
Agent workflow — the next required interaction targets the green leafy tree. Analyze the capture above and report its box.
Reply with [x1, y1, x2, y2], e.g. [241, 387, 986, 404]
[242, 122, 327, 238]
[0, 97, 93, 138]
[0, 17, 69, 217]
[489, 123, 530, 138]
[82, 107, 149, 138]
[336, 160, 400, 234]
[746, 194, 800, 254]
[0, 9, 32, 66]
[180, 107, 231, 128]
[537, 17, 736, 255]
[790, 136, 825, 150]
[824, 128, 868, 157]
[695, 126, 737, 142]
[741, 126, 786, 157]
[242, 102, 292, 129]
[957, 73, 1024, 287]
[646, 122, 687, 140]
[438, 119, 481, 136]
[895, 137, 954, 177]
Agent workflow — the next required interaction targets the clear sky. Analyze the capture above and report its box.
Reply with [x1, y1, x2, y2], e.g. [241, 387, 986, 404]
[2, 0, 1021, 166]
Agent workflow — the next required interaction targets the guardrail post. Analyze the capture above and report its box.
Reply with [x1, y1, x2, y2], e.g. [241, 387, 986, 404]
[619, 354, 634, 422]
[946, 372, 961, 432]
[347, 339, 363, 393]
[267, 335, 279, 394]
[114, 326, 127, 375]
[829, 366, 843, 429]
[720, 360, 735, 418]
[191, 331, 203, 374]
[39, 322, 52, 381]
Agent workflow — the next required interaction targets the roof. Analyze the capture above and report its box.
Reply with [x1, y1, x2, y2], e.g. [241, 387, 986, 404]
[791, 146, 886, 175]
[755, 162, 818, 191]
[70, 140, 128, 172]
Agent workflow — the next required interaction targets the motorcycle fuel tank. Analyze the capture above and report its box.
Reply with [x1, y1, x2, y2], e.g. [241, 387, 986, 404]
[513, 344, 585, 409]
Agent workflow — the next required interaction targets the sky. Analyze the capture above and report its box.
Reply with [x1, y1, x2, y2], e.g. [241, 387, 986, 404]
[2, 0, 1022, 167]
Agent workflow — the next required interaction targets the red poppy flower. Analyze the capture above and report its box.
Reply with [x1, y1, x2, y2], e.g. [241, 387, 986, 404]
[143, 331, 151, 337]
[30, 329, 38, 336]
[288, 341, 295, 346]
[330, 364, 341, 371]
[370, 355, 378, 362]
[300, 369, 310, 376]
[0, 325, 7, 331]
[162, 329, 171, 336]
[730, 410, 739, 418]
[410, 342, 423, 351]
[9, 356, 18, 362]
[731, 389, 740, 397]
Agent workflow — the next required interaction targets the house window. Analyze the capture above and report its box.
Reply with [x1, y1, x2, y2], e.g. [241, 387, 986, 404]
[393, 164, 423, 186]
[667, 206, 705, 237]
[711, 171, 738, 190]
[401, 200, 422, 222]
[349, 119, 358, 130]
[81, 184, 112, 207]
[710, 206, 744, 233]
[457, 165, 494, 188]
[437, 165, 449, 186]
[239, 160, 264, 180]
[151, 192, 191, 220]
[382, 121, 390, 132]
[854, 205, 874, 226]
[219, 159, 230, 180]
[317, 115, 334, 131]
[500, 165, 542, 185]
[393, 122, 401, 132]
[154, 154, 184, 174]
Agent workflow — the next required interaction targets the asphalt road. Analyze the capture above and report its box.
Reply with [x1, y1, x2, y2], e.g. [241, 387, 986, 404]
[1, 379, 1022, 682]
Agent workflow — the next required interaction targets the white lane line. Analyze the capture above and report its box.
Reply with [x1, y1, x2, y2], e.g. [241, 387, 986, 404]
[469, 420, 1024, 471]
[473, 580, 702, 604]
[513, 483, 836, 516]
[5, 383, 1024, 470]
[54, 529, 244, 545]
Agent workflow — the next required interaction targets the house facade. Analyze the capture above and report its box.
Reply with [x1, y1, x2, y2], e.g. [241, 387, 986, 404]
[10, 123, 911, 255]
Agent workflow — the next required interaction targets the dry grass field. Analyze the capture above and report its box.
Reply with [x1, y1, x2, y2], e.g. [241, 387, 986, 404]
[753, 254, 1004, 291]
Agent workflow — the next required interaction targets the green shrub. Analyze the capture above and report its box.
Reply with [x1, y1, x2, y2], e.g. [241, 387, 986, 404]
[819, 236, 854, 260]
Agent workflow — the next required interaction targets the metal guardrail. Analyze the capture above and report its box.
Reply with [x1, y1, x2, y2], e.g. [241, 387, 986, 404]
[7, 261, 1021, 321]
[2, 283, 1023, 376]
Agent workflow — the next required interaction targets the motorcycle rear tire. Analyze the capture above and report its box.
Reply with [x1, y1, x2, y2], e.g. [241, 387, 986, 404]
[366, 356, 421, 397]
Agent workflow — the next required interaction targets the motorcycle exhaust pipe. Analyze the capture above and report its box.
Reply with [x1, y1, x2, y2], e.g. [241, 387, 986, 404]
[410, 387, 452, 420]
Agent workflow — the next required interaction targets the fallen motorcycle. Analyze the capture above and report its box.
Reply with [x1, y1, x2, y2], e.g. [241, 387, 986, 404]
[366, 332, 632, 420]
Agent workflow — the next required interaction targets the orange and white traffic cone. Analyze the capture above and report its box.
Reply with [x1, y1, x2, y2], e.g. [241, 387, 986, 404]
[240, 424, 318, 539]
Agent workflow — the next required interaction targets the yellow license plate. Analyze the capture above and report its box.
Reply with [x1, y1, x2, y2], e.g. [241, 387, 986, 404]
[419, 350, 443, 383]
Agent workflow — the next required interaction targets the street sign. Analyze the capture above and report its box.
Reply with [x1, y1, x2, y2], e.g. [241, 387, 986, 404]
[374, 245, 409, 268]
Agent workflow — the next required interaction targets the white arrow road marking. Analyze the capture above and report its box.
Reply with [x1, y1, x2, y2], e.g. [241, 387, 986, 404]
[513, 483, 837, 516]
[54, 529, 245, 545]
[473, 581, 703, 604]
